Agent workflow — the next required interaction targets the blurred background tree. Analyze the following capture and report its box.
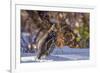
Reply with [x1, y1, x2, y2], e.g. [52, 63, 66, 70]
[21, 10, 90, 48]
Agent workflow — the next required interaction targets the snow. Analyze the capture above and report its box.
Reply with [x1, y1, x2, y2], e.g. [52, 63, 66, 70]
[21, 46, 89, 63]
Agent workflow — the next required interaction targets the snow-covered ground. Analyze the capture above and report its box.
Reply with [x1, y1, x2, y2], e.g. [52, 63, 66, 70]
[21, 46, 89, 63]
